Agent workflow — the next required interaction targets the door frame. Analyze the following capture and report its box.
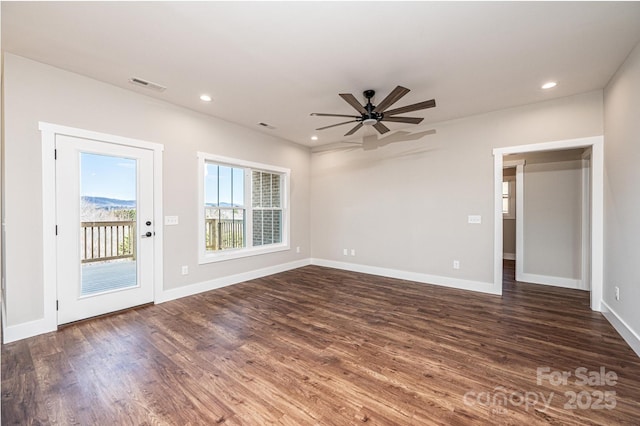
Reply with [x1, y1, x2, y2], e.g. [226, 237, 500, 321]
[40, 122, 164, 330]
[502, 159, 524, 277]
[492, 136, 603, 311]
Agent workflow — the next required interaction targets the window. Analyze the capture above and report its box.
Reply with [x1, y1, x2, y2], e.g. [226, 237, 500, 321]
[204, 164, 245, 251]
[502, 175, 515, 219]
[252, 170, 282, 246]
[198, 153, 289, 263]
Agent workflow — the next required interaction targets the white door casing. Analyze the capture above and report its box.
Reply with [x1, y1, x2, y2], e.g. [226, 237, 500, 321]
[493, 136, 603, 311]
[38, 123, 163, 334]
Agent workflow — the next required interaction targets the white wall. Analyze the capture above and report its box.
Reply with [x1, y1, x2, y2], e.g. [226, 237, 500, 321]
[603, 40, 640, 345]
[2, 54, 311, 327]
[522, 158, 582, 283]
[311, 91, 603, 291]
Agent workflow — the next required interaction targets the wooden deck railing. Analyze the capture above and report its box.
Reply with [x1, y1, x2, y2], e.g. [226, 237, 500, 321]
[81, 221, 136, 263]
[205, 219, 244, 251]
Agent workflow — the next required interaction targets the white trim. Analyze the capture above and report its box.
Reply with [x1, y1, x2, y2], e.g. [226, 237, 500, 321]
[199, 244, 290, 264]
[590, 140, 604, 311]
[493, 155, 504, 295]
[493, 136, 602, 156]
[38, 122, 164, 152]
[503, 253, 516, 260]
[156, 259, 310, 303]
[2, 316, 56, 344]
[493, 136, 604, 311]
[580, 149, 592, 291]
[518, 273, 583, 290]
[152, 147, 164, 306]
[601, 301, 640, 358]
[31, 122, 164, 342]
[41, 127, 58, 334]
[196, 152, 290, 175]
[503, 159, 526, 168]
[311, 258, 499, 295]
[515, 162, 525, 282]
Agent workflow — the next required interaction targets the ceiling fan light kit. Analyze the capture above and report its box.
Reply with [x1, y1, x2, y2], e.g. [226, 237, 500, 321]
[311, 85, 436, 136]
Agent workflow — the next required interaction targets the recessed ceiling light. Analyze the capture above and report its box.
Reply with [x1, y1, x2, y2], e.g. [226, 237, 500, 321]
[541, 82, 557, 90]
[311, 135, 318, 141]
[200, 94, 212, 102]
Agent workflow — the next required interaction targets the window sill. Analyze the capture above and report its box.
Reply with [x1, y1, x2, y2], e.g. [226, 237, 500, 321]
[198, 243, 290, 264]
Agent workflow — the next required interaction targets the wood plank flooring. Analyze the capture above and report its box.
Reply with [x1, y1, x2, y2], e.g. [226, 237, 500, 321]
[3, 262, 640, 425]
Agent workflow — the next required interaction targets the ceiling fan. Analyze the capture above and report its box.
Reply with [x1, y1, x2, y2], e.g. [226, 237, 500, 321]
[311, 85, 436, 136]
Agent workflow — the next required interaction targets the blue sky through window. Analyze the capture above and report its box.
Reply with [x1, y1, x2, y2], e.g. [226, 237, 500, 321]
[80, 153, 136, 200]
[205, 163, 244, 206]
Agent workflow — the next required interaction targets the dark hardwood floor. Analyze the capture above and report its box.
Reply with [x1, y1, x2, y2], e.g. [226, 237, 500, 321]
[3, 262, 640, 425]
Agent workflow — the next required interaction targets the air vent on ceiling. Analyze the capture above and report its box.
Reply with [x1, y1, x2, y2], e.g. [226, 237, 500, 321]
[128, 77, 167, 92]
[258, 122, 276, 130]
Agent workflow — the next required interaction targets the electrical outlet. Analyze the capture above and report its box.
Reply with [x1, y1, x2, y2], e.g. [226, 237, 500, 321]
[615, 286, 620, 301]
[296, 246, 300, 253]
[181, 265, 189, 275]
[343, 248, 348, 256]
[453, 260, 460, 270]
[351, 249, 356, 256]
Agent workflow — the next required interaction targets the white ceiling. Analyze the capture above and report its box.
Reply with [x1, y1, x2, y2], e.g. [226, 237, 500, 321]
[3, 2, 640, 147]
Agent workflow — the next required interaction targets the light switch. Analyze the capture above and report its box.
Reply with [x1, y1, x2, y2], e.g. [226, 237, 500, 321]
[468, 215, 482, 224]
[165, 216, 179, 225]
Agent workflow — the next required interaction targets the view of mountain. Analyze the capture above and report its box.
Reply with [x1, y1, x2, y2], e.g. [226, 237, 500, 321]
[82, 196, 136, 210]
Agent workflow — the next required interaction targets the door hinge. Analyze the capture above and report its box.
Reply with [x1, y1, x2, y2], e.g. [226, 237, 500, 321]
[54, 149, 57, 160]
[56, 300, 59, 311]
[55, 225, 58, 235]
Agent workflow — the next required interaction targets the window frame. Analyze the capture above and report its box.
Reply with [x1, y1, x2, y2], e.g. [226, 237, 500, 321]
[502, 175, 516, 219]
[197, 152, 290, 264]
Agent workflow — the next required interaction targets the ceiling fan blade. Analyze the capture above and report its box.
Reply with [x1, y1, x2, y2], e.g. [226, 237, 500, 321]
[375, 86, 410, 113]
[380, 116, 424, 124]
[311, 113, 359, 118]
[339, 93, 367, 114]
[316, 120, 358, 131]
[373, 122, 390, 134]
[344, 123, 364, 136]
[384, 99, 436, 116]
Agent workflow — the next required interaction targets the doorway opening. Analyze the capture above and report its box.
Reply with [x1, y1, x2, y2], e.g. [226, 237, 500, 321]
[40, 123, 164, 329]
[493, 136, 603, 311]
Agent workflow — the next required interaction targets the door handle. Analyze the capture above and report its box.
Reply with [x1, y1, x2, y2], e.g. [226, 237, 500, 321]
[141, 231, 153, 238]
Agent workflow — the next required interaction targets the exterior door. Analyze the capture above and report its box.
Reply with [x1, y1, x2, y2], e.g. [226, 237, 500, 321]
[55, 134, 155, 324]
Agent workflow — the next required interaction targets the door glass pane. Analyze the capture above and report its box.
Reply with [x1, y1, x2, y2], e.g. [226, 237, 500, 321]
[79, 153, 137, 296]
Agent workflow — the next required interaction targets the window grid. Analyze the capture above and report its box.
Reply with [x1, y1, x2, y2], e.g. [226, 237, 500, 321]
[200, 154, 288, 263]
[204, 163, 246, 251]
[252, 171, 283, 247]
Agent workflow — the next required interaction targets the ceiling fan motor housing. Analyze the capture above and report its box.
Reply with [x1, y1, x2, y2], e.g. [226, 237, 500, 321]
[362, 89, 381, 124]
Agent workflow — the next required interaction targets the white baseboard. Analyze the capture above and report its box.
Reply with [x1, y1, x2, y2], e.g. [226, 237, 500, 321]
[503, 253, 516, 260]
[310, 258, 499, 295]
[156, 259, 311, 303]
[601, 300, 640, 358]
[2, 316, 57, 344]
[519, 272, 584, 290]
